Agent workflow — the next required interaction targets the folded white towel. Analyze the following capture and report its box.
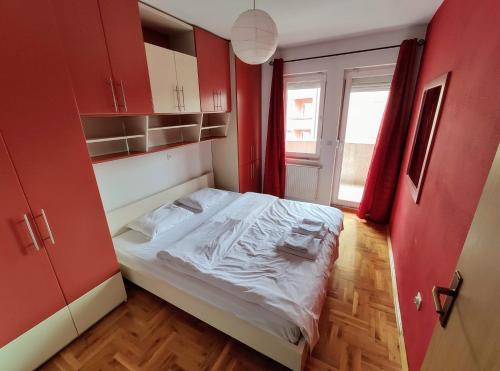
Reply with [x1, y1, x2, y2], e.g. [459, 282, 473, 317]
[292, 218, 329, 239]
[277, 242, 321, 261]
[277, 232, 322, 260]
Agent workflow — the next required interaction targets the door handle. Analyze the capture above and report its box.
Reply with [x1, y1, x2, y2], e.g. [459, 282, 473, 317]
[432, 270, 463, 327]
[23, 214, 40, 251]
[119, 80, 128, 112]
[108, 78, 118, 112]
[40, 209, 55, 245]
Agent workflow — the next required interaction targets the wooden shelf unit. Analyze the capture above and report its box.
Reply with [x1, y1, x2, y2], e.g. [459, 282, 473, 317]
[81, 112, 229, 164]
[200, 112, 229, 141]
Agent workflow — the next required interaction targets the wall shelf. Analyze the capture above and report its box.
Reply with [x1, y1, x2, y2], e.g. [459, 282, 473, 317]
[148, 123, 199, 131]
[86, 134, 145, 144]
[81, 112, 230, 164]
[201, 124, 226, 130]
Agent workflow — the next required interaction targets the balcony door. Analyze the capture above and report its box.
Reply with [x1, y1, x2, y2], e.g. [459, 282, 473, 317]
[332, 66, 394, 208]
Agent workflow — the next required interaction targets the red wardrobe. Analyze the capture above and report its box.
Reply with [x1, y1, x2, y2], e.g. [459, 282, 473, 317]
[0, 1, 126, 368]
[236, 58, 262, 193]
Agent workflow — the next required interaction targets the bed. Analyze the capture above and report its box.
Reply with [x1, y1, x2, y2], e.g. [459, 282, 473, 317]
[107, 172, 343, 370]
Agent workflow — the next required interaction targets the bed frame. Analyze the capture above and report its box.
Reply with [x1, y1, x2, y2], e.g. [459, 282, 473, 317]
[106, 172, 308, 370]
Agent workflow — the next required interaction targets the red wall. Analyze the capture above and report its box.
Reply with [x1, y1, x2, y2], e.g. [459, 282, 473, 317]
[390, 0, 500, 369]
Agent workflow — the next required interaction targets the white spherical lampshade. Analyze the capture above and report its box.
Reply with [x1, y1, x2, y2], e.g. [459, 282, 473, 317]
[231, 9, 278, 65]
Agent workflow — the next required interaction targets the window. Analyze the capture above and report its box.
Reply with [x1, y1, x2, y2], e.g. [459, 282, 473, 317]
[285, 73, 326, 158]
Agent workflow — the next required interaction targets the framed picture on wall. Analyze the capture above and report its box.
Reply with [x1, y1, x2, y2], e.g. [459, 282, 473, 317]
[407, 72, 450, 203]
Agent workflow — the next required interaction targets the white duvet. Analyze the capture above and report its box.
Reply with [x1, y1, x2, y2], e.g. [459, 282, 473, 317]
[156, 192, 344, 347]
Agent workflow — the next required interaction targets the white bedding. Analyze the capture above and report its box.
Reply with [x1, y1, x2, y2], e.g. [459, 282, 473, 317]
[156, 192, 344, 347]
[113, 192, 303, 343]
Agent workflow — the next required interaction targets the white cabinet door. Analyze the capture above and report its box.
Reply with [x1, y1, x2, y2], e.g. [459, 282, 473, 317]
[144, 43, 179, 113]
[174, 51, 201, 112]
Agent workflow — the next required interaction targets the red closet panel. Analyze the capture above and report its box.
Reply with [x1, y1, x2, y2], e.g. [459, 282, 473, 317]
[0, 0, 119, 303]
[98, 0, 153, 114]
[52, 0, 116, 115]
[236, 58, 262, 190]
[252, 159, 262, 192]
[195, 28, 231, 112]
[239, 162, 252, 193]
[0, 135, 67, 348]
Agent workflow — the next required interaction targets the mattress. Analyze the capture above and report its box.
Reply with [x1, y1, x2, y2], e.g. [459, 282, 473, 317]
[113, 192, 302, 343]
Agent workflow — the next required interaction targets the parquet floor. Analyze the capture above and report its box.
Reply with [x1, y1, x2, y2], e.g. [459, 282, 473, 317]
[40, 212, 402, 371]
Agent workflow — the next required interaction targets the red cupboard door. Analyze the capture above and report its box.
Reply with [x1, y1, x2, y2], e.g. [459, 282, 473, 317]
[0, 0, 119, 303]
[195, 28, 231, 112]
[236, 58, 262, 166]
[0, 134, 67, 347]
[252, 159, 262, 193]
[98, 0, 153, 114]
[52, 0, 117, 115]
[239, 162, 252, 193]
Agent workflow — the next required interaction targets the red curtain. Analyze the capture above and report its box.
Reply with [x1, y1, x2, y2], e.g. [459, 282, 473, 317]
[357, 39, 419, 223]
[263, 58, 286, 197]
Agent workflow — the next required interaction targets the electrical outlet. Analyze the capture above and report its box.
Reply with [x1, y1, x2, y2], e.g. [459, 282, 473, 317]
[414, 292, 422, 311]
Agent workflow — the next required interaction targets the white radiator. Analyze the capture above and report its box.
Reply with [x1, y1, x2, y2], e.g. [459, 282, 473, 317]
[285, 163, 321, 201]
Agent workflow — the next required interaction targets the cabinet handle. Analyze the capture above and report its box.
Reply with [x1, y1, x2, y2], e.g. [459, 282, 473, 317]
[181, 86, 186, 111]
[119, 80, 128, 112]
[108, 78, 118, 112]
[40, 209, 55, 245]
[174, 86, 180, 111]
[213, 91, 216, 111]
[218, 91, 222, 110]
[23, 214, 40, 251]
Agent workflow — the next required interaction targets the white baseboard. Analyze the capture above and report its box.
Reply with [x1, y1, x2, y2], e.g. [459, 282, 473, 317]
[68, 272, 127, 334]
[0, 307, 78, 371]
[386, 229, 409, 371]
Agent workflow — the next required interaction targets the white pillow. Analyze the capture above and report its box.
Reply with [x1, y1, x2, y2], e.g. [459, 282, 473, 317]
[176, 188, 227, 212]
[127, 204, 193, 239]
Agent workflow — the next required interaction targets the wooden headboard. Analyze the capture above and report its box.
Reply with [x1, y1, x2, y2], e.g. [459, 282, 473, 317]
[105, 172, 214, 237]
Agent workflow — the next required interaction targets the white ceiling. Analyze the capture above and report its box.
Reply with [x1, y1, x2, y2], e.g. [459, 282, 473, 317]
[142, 0, 443, 47]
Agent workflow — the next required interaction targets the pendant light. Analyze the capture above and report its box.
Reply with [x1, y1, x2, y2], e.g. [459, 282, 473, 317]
[230, 0, 278, 65]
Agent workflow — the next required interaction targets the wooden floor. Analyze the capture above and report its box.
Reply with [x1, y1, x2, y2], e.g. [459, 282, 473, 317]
[41, 213, 402, 371]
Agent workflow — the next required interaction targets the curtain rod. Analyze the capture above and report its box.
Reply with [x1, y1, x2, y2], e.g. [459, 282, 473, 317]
[269, 38, 425, 65]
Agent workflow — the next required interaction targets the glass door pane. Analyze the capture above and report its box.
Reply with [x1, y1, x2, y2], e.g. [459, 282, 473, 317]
[338, 89, 389, 204]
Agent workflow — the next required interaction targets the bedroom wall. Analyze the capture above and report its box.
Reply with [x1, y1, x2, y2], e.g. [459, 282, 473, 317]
[262, 25, 427, 205]
[93, 141, 213, 211]
[389, 0, 500, 369]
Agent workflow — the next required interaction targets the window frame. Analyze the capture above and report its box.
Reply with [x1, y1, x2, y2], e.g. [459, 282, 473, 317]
[284, 72, 327, 160]
[406, 72, 450, 204]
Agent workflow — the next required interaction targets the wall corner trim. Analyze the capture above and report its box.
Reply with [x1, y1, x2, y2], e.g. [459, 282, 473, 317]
[387, 228, 409, 371]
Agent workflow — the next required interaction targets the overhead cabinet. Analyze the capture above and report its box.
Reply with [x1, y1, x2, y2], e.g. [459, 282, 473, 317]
[145, 44, 201, 113]
[53, 0, 153, 115]
[195, 27, 231, 112]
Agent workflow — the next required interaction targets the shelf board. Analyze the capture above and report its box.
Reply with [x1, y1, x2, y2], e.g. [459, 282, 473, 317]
[86, 134, 145, 144]
[91, 151, 146, 164]
[201, 124, 227, 130]
[200, 135, 226, 142]
[148, 124, 199, 131]
[147, 140, 199, 153]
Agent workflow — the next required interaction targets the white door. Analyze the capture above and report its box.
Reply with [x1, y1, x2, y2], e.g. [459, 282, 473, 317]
[144, 43, 179, 113]
[422, 145, 500, 370]
[332, 66, 394, 208]
[174, 51, 201, 113]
